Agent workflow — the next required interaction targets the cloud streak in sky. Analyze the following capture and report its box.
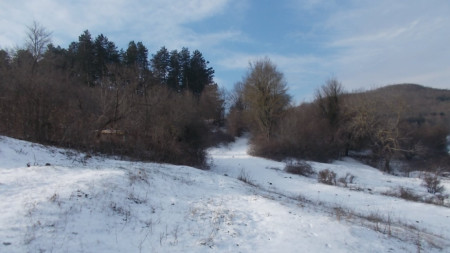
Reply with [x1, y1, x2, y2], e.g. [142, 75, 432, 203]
[0, 0, 235, 49]
[1, 0, 448, 101]
[322, 0, 450, 90]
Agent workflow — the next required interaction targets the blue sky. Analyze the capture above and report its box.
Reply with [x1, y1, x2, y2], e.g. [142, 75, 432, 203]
[1, 0, 449, 102]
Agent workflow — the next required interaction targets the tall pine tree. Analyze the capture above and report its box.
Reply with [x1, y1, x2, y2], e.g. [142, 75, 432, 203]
[136, 42, 149, 71]
[187, 50, 214, 94]
[167, 50, 180, 91]
[124, 41, 138, 66]
[151, 47, 170, 85]
[69, 30, 95, 85]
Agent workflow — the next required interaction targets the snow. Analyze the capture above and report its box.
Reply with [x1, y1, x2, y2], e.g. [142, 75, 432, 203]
[1, 135, 449, 252]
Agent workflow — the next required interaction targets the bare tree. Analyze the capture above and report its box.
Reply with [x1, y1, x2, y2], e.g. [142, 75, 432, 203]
[25, 21, 52, 63]
[242, 58, 290, 140]
[226, 81, 247, 137]
[344, 93, 413, 173]
[315, 78, 344, 126]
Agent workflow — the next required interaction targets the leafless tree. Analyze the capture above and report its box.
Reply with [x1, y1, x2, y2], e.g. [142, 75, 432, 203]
[315, 78, 344, 126]
[242, 58, 290, 140]
[25, 21, 52, 63]
[344, 93, 413, 173]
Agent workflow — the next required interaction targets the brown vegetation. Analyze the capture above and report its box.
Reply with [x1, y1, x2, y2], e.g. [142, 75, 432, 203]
[3, 23, 449, 171]
[284, 160, 315, 177]
[318, 169, 337, 185]
[228, 66, 450, 172]
[0, 24, 226, 167]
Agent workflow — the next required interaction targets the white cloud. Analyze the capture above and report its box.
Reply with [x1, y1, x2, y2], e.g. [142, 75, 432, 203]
[2, 0, 448, 101]
[215, 0, 450, 101]
[218, 52, 323, 71]
[322, 0, 450, 90]
[0, 0, 235, 49]
[289, 0, 338, 12]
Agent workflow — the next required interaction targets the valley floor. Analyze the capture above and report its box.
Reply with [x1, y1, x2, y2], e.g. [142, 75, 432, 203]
[0, 136, 449, 252]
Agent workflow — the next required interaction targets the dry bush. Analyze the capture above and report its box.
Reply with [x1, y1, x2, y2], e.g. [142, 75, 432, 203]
[257, 104, 342, 162]
[226, 107, 247, 137]
[422, 173, 445, 194]
[203, 128, 235, 148]
[128, 169, 149, 185]
[398, 187, 421, 201]
[226, 81, 248, 137]
[237, 169, 256, 186]
[337, 173, 355, 187]
[383, 186, 448, 206]
[424, 194, 449, 206]
[198, 84, 225, 125]
[383, 187, 421, 202]
[284, 161, 315, 177]
[318, 169, 337, 185]
[406, 123, 449, 158]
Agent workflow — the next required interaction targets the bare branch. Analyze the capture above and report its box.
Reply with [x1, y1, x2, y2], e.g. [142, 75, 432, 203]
[25, 21, 52, 62]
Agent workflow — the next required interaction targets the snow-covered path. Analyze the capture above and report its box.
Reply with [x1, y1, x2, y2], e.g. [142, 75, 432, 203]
[1, 135, 449, 252]
[209, 137, 450, 246]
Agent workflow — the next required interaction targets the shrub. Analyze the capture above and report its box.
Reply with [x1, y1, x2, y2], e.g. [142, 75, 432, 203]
[318, 169, 337, 185]
[226, 107, 247, 138]
[423, 194, 449, 206]
[237, 169, 256, 186]
[337, 173, 355, 187]
[226, 81, 248, 138]
[204, 128, 235, 148]
[253, 104, 342, 162]
[398, 187, 421, 201]
[422, 173, 445, 194]
[285, 161, 315, 177]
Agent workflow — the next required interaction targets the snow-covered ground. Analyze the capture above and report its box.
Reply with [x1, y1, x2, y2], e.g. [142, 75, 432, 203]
[0, 135, 449, 252]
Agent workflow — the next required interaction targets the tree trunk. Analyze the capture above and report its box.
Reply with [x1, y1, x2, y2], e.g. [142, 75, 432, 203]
[384, 157, 391, 174]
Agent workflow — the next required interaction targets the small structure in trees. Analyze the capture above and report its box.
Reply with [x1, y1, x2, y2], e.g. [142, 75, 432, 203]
[96, 129, 126, 144]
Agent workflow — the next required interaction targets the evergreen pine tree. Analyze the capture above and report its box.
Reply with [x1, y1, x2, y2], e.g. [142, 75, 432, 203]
[151, 47, 170, 85]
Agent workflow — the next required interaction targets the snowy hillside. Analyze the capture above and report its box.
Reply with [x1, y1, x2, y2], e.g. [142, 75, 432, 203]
[0, 135, 449, 252]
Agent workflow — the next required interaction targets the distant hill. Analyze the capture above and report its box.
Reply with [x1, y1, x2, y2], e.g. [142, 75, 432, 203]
[342, 83, 450, 171]
[353, 83, 450, 127]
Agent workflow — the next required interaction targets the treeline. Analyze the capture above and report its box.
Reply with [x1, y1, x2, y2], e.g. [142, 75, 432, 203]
[0, 23, 224, 166]
[2, 23, 448, 170]
[41, 29, 214, 94]
[227, 58, 450, 173]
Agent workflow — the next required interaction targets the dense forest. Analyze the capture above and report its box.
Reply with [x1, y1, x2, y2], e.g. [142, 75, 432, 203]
[0, 23, 225, 166]
[1, 22, 449, 173]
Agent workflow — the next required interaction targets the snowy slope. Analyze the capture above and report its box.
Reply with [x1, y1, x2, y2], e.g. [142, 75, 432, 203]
[209, 138, 450, 237]
[0, 135, 449, 252]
